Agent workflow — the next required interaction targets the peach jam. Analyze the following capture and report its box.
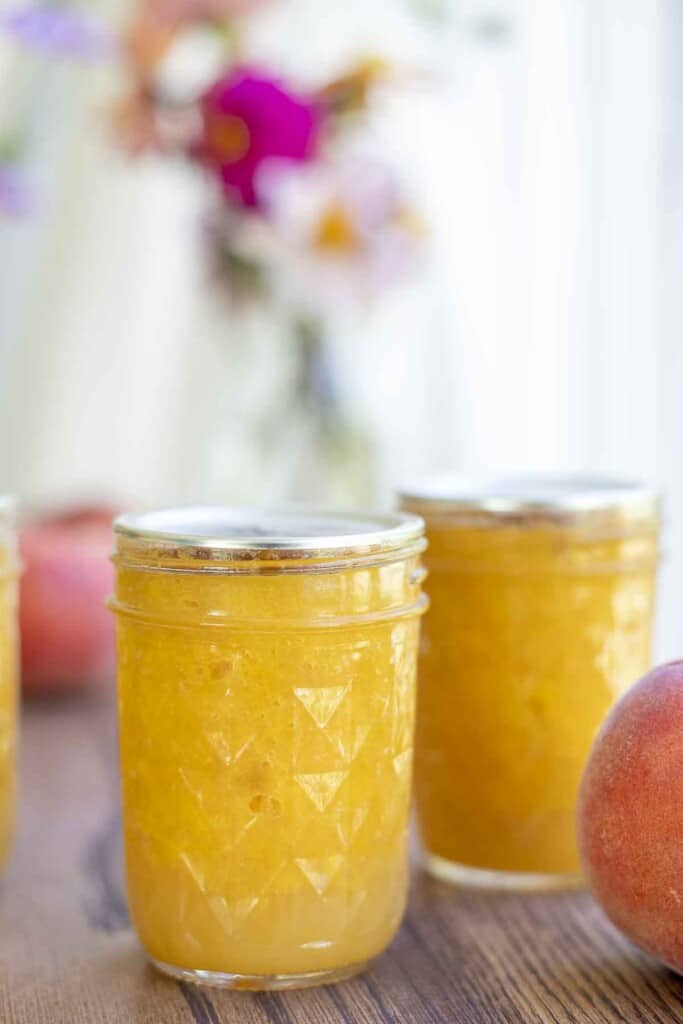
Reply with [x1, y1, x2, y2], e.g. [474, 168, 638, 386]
[400, 478, 659, 889]
[111, 508, 426, 989]
[0, 498, 18, 871]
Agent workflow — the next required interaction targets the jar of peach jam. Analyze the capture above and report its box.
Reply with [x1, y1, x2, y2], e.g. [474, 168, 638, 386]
[0, 497, 19, 871]
[110, 507, 426, 990]
[400, 478, 660, 890]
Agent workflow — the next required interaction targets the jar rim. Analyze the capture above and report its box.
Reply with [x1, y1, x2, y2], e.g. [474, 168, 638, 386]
[114, 505, 425, 559]
[0, 496, 15, 523]
[399, 475, 659, 521]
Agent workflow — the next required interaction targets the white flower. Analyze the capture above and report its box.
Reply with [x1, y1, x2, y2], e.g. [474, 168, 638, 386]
[251, 156, 424, 314]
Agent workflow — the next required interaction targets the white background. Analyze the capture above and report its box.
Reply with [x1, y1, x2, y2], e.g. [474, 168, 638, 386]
[0, 0, 680, 654]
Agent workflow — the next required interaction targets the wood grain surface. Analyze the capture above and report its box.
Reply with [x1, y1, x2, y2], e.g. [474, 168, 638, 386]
[1, 697, 682, 1024]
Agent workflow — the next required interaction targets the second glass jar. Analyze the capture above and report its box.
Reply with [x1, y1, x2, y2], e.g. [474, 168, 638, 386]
[401, 478, 660, 890]
[111, 507, 426, 989]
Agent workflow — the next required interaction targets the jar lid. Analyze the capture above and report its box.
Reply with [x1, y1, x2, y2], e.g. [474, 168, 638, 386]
[399, 476, 659, 523]
[0, 496, 15, 523]
[114, 506, 425, 561]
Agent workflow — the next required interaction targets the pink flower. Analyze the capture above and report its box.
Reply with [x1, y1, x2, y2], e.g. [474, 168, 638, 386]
[143, 0, 267, 24]
[196, 68, 321, 208]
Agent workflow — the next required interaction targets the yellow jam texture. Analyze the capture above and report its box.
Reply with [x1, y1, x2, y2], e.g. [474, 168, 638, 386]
[0, 532, 18, 870]
[413, 515, 658, 878]
[114, 544, 424, 978]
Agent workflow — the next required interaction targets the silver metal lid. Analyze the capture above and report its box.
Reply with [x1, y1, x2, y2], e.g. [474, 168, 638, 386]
[114, 506, 425, 558]
[0, 496, 15, 524]
[399, 476, 659, 521]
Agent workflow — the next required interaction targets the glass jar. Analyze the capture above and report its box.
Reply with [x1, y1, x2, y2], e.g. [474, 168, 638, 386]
[400, 478, 660, 890]
[110, 507, 426, 989]
[0, 497, 19, 871]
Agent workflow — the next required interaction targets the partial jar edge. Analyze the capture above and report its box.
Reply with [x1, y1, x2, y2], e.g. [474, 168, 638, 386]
[0, 497, 20, 580]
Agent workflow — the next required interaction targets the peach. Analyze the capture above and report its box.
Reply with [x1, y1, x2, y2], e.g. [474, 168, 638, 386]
[577, 661, 683, 974]
[19, 507, 117, 695]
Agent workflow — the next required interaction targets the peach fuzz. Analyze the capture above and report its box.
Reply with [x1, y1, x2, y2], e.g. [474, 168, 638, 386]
[577, 661, 683, 974]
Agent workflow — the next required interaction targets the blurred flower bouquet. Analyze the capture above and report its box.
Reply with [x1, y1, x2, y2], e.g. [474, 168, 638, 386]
[114, 0, 426, 503]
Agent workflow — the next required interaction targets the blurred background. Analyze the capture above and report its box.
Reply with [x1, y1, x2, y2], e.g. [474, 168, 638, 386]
[0, 0, 680, 689]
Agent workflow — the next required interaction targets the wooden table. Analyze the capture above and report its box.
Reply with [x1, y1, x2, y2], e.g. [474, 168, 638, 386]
[2, 697, 683, 1024]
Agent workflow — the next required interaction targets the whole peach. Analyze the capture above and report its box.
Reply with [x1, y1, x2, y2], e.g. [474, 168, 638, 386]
[19, 507, 117, 695]
[577, 661, 683, 974]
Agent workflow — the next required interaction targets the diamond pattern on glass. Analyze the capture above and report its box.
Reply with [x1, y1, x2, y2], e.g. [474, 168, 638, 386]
[295, 771, 348, 811]
[180, 850, 207, 893]
[118, 615, 420, 973]
[294, 685, 350, 728]
[337, 803, 370, 847]
[334, 719, 374, 763]
[296, 855, 346, 895]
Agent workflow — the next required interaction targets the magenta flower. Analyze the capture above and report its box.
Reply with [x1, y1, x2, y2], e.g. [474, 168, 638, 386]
[196, 68, 321, 208]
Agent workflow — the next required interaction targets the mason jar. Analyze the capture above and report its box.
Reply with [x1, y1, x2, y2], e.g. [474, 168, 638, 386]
[0, 497, 19, 871]
[110, 507, 426, 989]
[400, 478, 660, 890]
